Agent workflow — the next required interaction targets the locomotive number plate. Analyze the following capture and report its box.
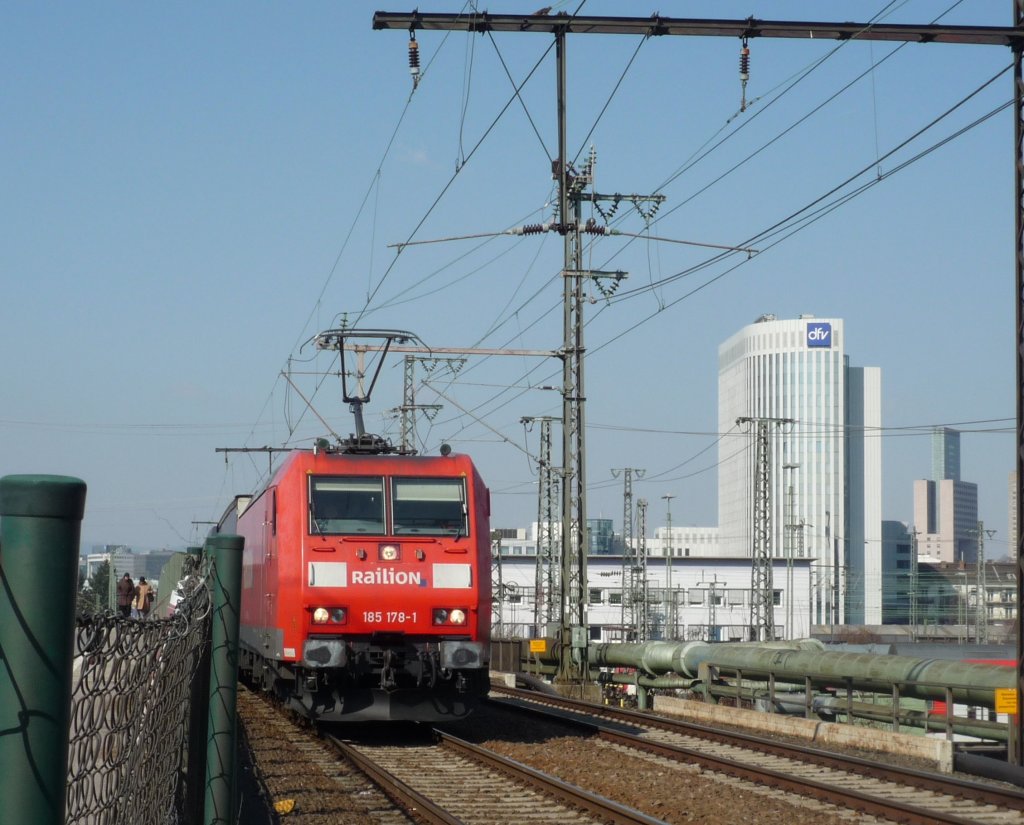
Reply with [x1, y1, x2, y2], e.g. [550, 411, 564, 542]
[362, 611, 418, 624]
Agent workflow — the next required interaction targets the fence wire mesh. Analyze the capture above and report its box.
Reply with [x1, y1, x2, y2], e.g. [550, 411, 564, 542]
[66, 554, 212, 825]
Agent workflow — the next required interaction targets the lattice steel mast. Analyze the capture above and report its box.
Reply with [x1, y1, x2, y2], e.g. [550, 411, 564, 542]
[975, 521, 995, 644]
[636, 497, 650, 642]
[395, 355, 449, 453]
[612, 467, 644, 639]
[523, 416, 561, 635]
[737, 416, 793, 641]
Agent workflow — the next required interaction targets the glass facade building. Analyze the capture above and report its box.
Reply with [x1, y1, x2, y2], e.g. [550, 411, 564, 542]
[932, 427, 961, 482]
[587, 519, 616, 555]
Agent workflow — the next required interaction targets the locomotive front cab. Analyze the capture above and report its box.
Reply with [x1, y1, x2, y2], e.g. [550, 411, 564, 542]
[299, 460, 490, 717]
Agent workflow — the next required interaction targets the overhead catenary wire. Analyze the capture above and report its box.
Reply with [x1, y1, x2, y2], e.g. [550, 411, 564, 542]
[398, 3, 991, 445]
[229, 20, 561, 492]
[353, 40, 555, 326]
[429, 75, 1011, 445]
[486, 28, 553, 164]
[589, 79, 1012, 356]
[575, 0, 972, 291]
[420, 2, 959, 365]
[239, 0, 1005, 524]
[354, 1, 905, 431]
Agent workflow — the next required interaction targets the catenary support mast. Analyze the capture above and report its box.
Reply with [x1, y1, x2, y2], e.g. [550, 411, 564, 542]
[523, 415, 561, 635]
[1015, 0, 1024, 766]
[737, 416, 793, 642]
[636, 497, 650, 642]
[612, 468, 645, 640]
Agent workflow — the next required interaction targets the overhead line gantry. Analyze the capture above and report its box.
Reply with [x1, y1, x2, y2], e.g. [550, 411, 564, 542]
[374, 9, 1024, 747]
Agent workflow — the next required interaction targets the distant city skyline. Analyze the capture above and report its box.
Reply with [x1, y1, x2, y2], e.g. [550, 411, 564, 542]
[3, 3, 1016, 559]
[914, 427, 979, 565]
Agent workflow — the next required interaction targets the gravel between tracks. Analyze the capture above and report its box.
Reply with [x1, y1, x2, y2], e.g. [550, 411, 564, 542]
[237, 689, 880, 823]
[236, 688, 411, 825]
[443, 702, 872, 825]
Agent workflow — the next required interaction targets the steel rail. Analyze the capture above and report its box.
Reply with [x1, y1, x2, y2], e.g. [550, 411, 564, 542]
[434, 730, 669, 825]
[597, 725, 977, 825]
[489, 687, 1024, 819]
[495, 686, 1024, 810]
[325, 734, 465, 825]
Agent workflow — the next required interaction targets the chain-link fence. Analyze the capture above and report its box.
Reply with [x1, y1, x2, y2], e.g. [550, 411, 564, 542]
[66, 553, 212, 824]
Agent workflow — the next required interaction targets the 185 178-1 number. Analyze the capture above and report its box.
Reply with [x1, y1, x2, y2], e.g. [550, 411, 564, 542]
[362, 611, 416, 623]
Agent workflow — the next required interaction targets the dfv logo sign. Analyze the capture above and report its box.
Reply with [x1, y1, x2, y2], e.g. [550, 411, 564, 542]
[806, 322, 832, 348]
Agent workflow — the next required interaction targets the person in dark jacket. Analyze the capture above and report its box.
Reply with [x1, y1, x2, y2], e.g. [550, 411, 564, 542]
[116, 572, 135, 618]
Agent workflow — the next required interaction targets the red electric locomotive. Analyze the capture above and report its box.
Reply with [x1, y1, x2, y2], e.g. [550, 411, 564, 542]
[215, 328, 492, 721]
[217, 444, 491, 721]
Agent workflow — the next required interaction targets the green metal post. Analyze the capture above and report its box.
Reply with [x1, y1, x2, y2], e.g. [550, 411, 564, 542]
[0, 474, 87, 825]
[204, 533, 245, 825]
[185, 543, 209, 824]
[636, 682, 649, 710]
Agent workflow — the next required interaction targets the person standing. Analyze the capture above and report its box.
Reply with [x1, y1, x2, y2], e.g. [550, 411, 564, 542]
[133, 576, 153, 620]
[116, 572, 135, 618]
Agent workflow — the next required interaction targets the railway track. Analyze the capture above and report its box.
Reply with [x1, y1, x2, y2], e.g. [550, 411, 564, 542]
[487, 685, 1024, 825]
[236, 685, 415, 824]
[325, 729, 669, 825]
[239, 683, 665, 823]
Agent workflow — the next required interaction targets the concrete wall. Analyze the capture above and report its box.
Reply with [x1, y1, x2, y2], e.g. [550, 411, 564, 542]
[654, 694, 953, 772]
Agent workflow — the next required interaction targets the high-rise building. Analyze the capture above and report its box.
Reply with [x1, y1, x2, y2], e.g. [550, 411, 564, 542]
[913, 427, 978, 565]
[718, 314, 882, 625]
[932, 427, 961, 482]
[881, 521, 914, 624]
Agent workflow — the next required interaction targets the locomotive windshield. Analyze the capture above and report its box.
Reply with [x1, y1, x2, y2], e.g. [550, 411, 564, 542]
[392, 477, 467, 537]
[309, 477, 385, 535]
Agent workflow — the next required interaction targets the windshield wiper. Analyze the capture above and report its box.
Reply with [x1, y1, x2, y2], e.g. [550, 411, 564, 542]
[309, 498, 324, 535]
[454, 483, 467, 540]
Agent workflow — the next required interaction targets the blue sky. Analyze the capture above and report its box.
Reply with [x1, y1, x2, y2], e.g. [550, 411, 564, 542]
[1, 1, 1017, 558]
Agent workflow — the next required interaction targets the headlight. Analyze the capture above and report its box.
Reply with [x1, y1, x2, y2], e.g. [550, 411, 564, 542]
[379, 543, 400, 561]
[433, 608, 467, 625]
[311, 607, 347, 625]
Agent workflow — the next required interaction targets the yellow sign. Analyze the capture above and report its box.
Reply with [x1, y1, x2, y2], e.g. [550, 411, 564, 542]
[529, 639, 547, 653]
[995, 688, 1019, 715]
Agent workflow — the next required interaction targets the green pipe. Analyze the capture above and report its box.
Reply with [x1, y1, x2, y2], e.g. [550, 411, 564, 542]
[520, 662, 697, 690]
[587, 639, 823, 676]
[584, 639, 1011, 708]
[204, 534, 245, 825]
[0, 474, 86, 825]
[806, 696, 1009, 741]
[696, 645, 1012, 706]
[520, 637, 1013, 709]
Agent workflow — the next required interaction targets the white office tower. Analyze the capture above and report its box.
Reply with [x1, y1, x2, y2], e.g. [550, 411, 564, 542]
[718, 315, 882, 626]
